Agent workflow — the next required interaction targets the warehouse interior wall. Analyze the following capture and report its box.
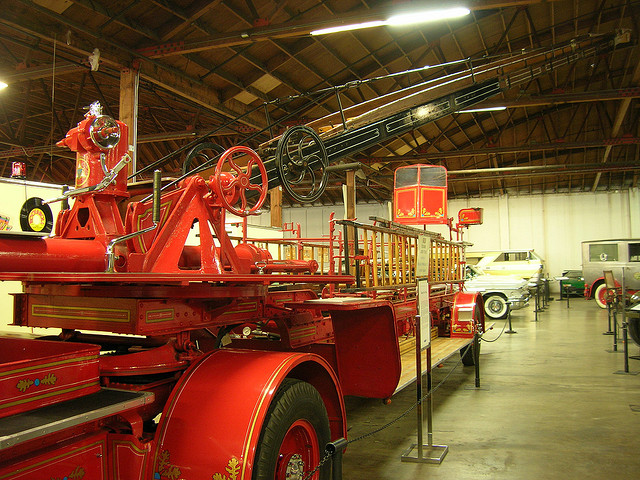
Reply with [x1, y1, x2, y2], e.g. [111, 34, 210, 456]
[1, 187, 637, 332]
[252, 188, 640, 285]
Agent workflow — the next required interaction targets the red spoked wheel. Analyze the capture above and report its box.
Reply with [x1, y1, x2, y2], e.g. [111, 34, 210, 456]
[214, 146, 268, 216]
[253, 379, 330, 480]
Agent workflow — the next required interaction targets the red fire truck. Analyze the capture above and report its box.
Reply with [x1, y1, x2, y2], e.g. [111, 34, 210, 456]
[0, 105, 482, 480]
[0, 31, 626, 479]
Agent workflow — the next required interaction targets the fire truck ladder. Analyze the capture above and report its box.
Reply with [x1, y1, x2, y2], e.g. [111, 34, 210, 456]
[254, 30, 629, 203]
[132, 31, 629, 205]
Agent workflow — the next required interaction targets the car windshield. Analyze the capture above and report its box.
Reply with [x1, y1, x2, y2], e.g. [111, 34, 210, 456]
[466, 265, 481, 279]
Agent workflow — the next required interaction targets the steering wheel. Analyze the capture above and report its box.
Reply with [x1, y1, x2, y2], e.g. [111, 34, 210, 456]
[213, 146, 268, 216]
[275, 126, 328, 204]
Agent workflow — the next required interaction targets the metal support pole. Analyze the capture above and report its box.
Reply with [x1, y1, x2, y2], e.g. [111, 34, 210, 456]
[336, 88, 347, 130]
[604, 301, 614, 335]
[533, 282, 539, 322]
[505, 302, 517, 334]
[623, 321, 630, 373]
[401, 315, 448, 464]
[473, 332, 481, 388]
[613, 308, 618, 352]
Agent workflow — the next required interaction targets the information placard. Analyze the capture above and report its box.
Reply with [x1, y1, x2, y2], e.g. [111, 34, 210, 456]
[418, 278, 431, 349]
[416, 235, 430, 278]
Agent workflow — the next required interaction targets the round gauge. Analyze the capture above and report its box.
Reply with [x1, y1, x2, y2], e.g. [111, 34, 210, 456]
[89, 115, 121, 149]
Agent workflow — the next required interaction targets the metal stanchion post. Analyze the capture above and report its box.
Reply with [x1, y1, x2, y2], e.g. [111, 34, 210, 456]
[604, 300, 614, 335]
[614, 271, 639, 375]
[613, 307, 618, 352]
[325, 438, 347, 480]
[401, 315, 448, 463]
[505, 301, 517, 334]
[473, 331, 480, 388]
[623, 321, 629, 373]
[555, 276, 570, 309]
[532, 281, 539, 322]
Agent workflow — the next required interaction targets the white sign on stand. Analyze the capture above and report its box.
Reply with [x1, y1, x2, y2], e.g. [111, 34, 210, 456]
[416, 234, 430, 278]
[418, 278, 430, 349]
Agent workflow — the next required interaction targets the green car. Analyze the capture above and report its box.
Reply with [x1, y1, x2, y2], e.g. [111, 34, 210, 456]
[559, 269, 585, 298]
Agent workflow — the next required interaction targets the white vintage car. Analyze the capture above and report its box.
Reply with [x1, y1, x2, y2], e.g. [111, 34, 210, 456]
[465, 265, 532, 319]
[470, 249, 544, 280]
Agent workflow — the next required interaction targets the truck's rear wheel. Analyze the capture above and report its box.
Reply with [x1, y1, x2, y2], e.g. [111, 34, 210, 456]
[253, 379, 330, 480]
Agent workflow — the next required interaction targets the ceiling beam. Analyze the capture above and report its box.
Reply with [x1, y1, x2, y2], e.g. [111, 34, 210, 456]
[139, 0, 561, 58]
[469, 88, 640, 109]
[358, 136, 640, 163]
[591, 48, 640, 191]
[0, 62, 87, 83]
[0, 8, 268, 130]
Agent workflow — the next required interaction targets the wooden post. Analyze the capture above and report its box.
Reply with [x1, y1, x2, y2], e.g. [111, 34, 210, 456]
[270, 186, 282, 228]
[119, 66, 139, 178]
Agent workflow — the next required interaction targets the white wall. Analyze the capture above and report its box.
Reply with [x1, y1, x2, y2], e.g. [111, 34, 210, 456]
[250, 188, 640, 285]
[0, 178, 64, 333]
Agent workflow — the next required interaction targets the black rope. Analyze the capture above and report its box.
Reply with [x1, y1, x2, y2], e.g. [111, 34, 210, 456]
[479, 315, 511, 343]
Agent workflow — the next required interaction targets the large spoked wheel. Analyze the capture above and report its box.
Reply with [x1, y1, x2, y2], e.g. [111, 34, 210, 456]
[594, 283, 609, 309]
[483, 294, 508, 319]
[276, 126, 328, 204]
[182, 142, 226, 175]
[213, 146, 268, 216]
[253, 379, 330, 480]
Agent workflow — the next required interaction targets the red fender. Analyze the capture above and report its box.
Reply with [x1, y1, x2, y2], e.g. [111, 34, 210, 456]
[451, 291, 485, 338]
[585, 277, 603, 298]
[150, 349, 345, 480]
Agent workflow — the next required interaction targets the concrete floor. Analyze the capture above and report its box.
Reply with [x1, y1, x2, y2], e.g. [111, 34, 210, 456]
[341, 297, 640, 479]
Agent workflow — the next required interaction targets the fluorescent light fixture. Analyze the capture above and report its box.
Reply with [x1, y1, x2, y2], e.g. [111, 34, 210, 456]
[311, 21, 386, 36]
[387, 7, 470, 26]
[459, 106, 507, 113]
[0, 81, 7, 90]
[311, 6, 470, 36]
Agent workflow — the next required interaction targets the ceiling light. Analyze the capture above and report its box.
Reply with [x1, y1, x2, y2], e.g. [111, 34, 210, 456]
[311, 6, 470, 36]
[387, 7, 470, 26]
[311, 21, 386, 36]
[459, 106, 506, 113]
[0, 81, 7, 90]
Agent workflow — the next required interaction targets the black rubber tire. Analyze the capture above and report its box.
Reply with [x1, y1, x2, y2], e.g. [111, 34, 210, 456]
[460, 341, 479, 366]
[253, 379, 331, 480]
[483, 294, 508, 319]
[594, 283, 608, 309]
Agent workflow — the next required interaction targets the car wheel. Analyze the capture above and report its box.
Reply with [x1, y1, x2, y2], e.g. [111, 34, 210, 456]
[594, 283, 608, 309]
[483, 294, 508, 319]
